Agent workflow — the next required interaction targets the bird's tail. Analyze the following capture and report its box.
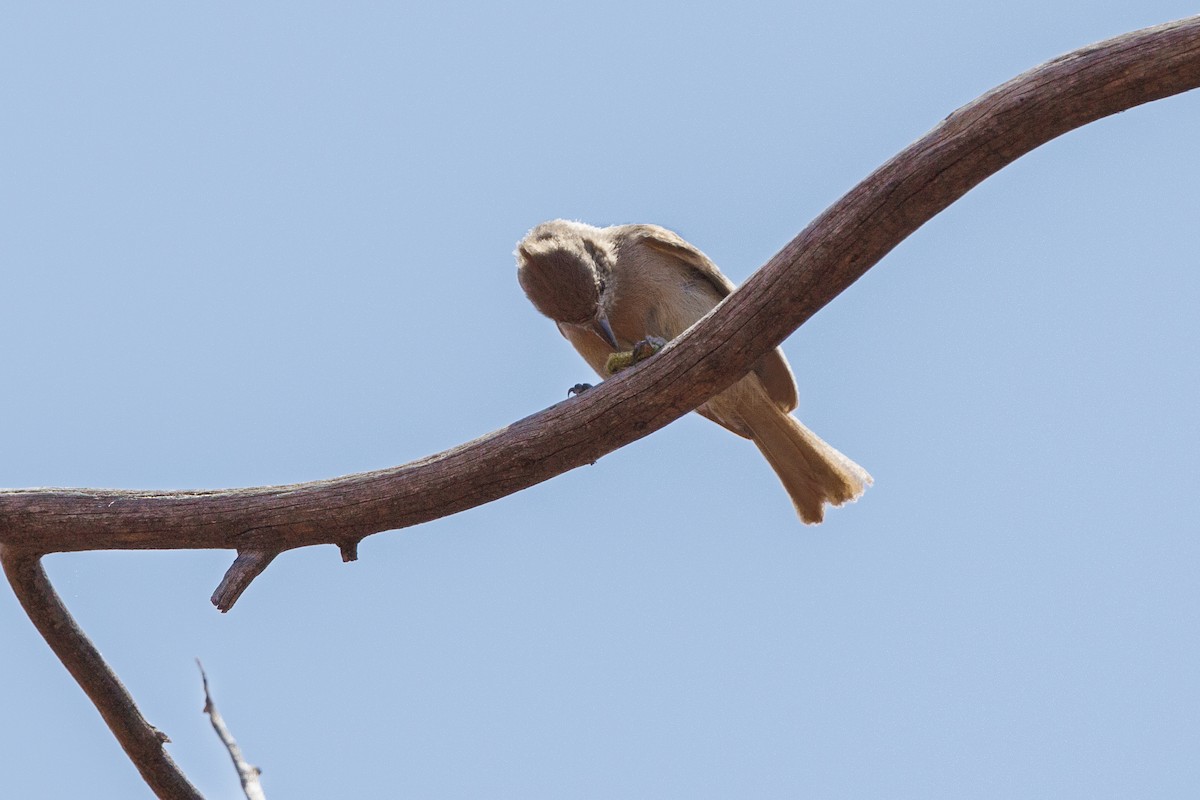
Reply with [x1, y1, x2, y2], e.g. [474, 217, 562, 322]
[741, 400, 872, 524]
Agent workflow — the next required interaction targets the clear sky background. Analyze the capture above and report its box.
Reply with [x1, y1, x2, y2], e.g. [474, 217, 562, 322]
[2, 3, 1198, 798]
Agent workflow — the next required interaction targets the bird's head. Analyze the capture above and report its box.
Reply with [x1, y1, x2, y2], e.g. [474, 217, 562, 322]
[515, 219, 618, 349]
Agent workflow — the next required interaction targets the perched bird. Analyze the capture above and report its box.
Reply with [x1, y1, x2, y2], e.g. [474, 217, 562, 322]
[515, 219, 871, 524]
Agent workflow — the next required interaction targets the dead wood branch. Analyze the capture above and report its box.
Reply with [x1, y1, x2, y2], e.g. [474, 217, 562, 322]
[2, 15, 1200, 604]
[1, 20, 1196, 584]
[2, 15, 1199, 799]
[198, 661, 267, 800]
[0, 546, 204, 799]
[211, 551, 278, 613]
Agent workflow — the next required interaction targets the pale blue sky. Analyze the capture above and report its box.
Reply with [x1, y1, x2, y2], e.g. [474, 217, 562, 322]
[3, 3, 1198, 798]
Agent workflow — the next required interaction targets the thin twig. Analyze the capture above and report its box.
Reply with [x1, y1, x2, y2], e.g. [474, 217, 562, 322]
[197, 660, 267, 800]
[0, 545, 204, 800]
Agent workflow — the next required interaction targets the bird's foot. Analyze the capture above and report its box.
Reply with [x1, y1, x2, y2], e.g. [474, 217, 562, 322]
[605, 336, 667, 375]
[631, 336, 667, 362]
[567, 383, 594, 397]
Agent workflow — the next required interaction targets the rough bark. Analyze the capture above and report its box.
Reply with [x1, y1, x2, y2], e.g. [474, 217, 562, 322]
[3, 15, 1199, 800]
[2, 18, 1197, 568]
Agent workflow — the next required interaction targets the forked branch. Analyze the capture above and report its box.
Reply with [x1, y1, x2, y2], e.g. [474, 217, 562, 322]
[0, 546, 204, 800]
[2, 15, 1199, 800]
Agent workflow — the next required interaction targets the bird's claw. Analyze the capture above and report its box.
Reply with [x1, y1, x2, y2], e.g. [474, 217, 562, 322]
[630, 336, 667, 362]
[568, 383, 594, 397]
[605, 336, 668, 375]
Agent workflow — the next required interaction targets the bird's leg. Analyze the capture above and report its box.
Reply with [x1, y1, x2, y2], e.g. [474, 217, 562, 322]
[567, 383, 594, 397]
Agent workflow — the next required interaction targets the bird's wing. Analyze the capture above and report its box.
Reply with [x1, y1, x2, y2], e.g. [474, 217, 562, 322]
[621, 224, 800, 414]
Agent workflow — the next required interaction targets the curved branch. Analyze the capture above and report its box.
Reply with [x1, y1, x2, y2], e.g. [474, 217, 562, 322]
[0, 547, 204, 800]
[3, 16, 1199, 799]
[0, 16, 1197, 564]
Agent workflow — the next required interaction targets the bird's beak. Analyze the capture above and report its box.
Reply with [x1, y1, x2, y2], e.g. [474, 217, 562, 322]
[592, 313, 619, 350]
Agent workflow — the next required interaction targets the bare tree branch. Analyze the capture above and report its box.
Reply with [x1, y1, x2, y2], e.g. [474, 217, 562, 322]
[198, 661, 267, 800]
[0, 546, 204, 800]
[2, 15, 1199, 797]
[1, 21, 1196, 600]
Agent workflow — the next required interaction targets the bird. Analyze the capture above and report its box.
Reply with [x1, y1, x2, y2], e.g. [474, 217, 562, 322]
[515, 219, 871, 524]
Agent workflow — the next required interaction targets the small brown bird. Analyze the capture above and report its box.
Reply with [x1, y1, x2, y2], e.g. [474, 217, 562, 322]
[516, 219, 871, 523]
